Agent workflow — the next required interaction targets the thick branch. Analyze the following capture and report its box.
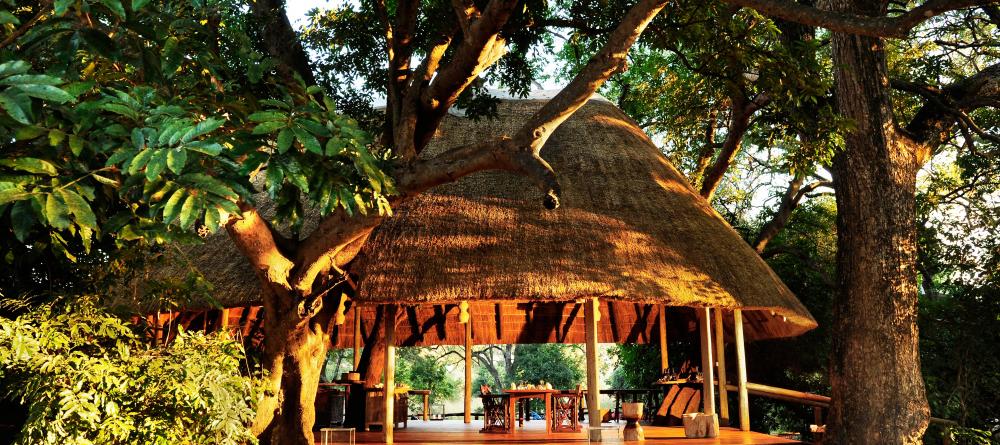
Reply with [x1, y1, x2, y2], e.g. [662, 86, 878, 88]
[699, 94, 771, 200]
[250, 0, 316, 87]
[752, 177, 833, 254]
[224, 206, 296, 302]
[723, 0, 994, 38]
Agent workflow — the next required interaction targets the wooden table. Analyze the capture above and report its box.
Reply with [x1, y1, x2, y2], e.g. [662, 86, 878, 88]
[408, 389, 432, 421]
[502, 389, 561, 434]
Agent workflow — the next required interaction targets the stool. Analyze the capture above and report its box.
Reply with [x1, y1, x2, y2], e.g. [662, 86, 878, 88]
[319, 427, 355, 445]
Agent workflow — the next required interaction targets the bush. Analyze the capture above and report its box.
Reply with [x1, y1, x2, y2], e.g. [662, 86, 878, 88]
[0, 298, 259, 445]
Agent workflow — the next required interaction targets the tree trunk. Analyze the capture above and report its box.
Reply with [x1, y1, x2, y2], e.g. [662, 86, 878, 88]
[252, 291, 331, 445]
[826, 2, 929, 442]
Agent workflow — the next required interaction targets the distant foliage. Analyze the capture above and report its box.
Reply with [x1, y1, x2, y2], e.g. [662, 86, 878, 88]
[0, 298, 259, 445]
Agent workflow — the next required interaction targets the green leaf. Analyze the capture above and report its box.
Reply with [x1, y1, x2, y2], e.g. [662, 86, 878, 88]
[280, 158, 309, 193]
[0, 11, 19, 26]
[0, 158, 58, 176]
[247, 111, 287, 122]
[252, 121, 286, 135]
[91, 173, 119, 186]
[0, 90, 30, 124]
[297, 119, 332, 137]
[15, 84, 75, 103]
[145, 150, 166, 180]
[100, 103, 139, 120]
[178, 194, 198, 229]
[259, 99, 289, 109]
[185, 141, 223, 156]
[0, 60, 30, 77]
[53, 0, 74, 15]
[265, 165, 284, 198]
[276, 128, 293, 154]
[14, 126, 46, 140]
[131, 128, 145, 150]
[99, 0, 126, 19]
[203, 206, 220, 233]
[69, 135, 85, 156]
[127, 148, 153, 175]
[166, 148, 187, 174]
[132, 0, 151, 10]
[105, 149, 137, 167]
[292, 127, 321, 155]
[0, 187, 28, 205]
[162, 188, 186, 223]
[48, 129, 66, 147]
[10, 201, 33, 242]
[57, 189, 97, 228]
[180, 118, 225, 143]
[44, 193, 71, 230]
[0, 74, 62, 86]
[178, 173, 237, 199]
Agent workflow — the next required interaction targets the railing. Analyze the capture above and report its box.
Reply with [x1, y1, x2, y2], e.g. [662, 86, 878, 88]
[725, 382, 958, 445]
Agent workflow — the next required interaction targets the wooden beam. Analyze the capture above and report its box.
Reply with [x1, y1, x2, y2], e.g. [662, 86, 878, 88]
[584, 297, 602, 440]
[699, 307, 716, 415]
[353, 305, 362, 370]
[383, 304, 396, 444]
[658, 304, 669, 372]
[734, 309, 750, 431]
[464, 316, 473, 424]
[714, 308, 729, 425]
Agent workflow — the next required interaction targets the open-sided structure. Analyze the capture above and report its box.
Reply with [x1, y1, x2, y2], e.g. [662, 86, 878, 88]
[144, 96, 818, 443]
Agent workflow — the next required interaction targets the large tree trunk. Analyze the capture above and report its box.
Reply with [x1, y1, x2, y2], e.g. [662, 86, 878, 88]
[826, 1, 929, 443]
[252, 288, 331, 445]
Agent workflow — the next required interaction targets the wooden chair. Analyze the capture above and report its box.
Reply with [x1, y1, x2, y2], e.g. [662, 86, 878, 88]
[479, 392, 511, 433]
[551, 390, 583, 432]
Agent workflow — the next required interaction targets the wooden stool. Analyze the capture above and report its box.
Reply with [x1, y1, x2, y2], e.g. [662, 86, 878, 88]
[319, 427, 355, 445]
[622, 402, 644, 441]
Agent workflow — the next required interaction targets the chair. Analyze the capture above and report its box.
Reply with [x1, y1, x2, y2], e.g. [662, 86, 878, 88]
[551, 390, 582, 432]
[479, 386, 510, 433]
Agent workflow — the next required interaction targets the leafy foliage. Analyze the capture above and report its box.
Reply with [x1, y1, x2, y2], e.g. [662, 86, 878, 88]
[0, 297, 259, 445]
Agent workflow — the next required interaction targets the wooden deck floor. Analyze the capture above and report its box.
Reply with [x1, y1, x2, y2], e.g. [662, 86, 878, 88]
[333, 419, 800, 444]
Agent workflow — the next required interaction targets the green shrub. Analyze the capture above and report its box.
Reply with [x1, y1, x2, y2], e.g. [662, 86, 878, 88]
[0, 298, 258, 445]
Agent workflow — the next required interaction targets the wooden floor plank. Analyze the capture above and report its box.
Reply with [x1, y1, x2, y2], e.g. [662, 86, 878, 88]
[325, 419, 800, 444]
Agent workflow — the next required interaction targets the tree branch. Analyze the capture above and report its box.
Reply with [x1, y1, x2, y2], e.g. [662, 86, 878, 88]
[250, 0, 316, 87]
[723, 0, 994, 38]
[699, 93, 771, 200]
[752, 177, 833, 254]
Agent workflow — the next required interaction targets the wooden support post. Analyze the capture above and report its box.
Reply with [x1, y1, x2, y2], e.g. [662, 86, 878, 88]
[218, 308, 229, 332]
[353, 305, 362, 370]
[658, 304, 669, 372]
[698, 307, 716, 415]
[584, 297, 602, 441]
[464, 317, 473, 424]
[734, 309, 750, 431]
[383, 304, 396, 444]
[713, 309, 729, 425]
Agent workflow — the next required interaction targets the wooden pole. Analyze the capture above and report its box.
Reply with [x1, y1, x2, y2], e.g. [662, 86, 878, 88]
[383, 304, 396, 444]
[713, 308, 729, 425]
[584, 297, 602, 441]
[464, 318, 473, 424]
[734, 309, 750, 431]
[698, 307, 716, 415]
[353, 305, 362, 370]
[658, 305, 669, 372]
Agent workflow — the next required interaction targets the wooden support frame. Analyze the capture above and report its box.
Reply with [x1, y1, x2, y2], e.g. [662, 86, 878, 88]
[658, 304, 669, 372]
[353, 305, 362, 370]
[698, 307, 716, 415]
[734, 309, 750, 431]
[383, 304, 397, 444]
[464, 314, 473, 424]
[584, 297, 602, 441]
[714, 308, 730, 425]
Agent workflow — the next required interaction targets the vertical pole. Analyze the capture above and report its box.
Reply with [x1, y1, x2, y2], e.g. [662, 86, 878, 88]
[383, 305, 396, 444]
[353, 305, 362, 370]
[658, 305, 669, 372]
[584, 297, 602, 441]
[713, 309, 730, 425]
[699, 307, 716, 415]
[734, 309, 750, 431]
[464, 318, 473, 424]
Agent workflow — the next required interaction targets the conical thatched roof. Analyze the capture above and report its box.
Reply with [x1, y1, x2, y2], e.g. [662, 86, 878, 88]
[132, 96, 816, 343]
[348, 97, 816, 340]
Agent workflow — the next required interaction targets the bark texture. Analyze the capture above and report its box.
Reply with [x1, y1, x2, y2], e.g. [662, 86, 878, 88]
[826, 1, 929, 442]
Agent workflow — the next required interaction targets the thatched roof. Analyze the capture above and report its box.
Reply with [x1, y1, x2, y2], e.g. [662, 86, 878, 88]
[136, 96, 816, 342]
[349, 98, 816, 339]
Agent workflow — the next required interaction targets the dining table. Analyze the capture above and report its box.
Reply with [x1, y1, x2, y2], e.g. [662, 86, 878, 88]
[502, 388, 561, 433]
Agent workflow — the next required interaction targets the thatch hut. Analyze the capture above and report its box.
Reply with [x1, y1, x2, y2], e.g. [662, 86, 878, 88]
[143, 95, 817, 441]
